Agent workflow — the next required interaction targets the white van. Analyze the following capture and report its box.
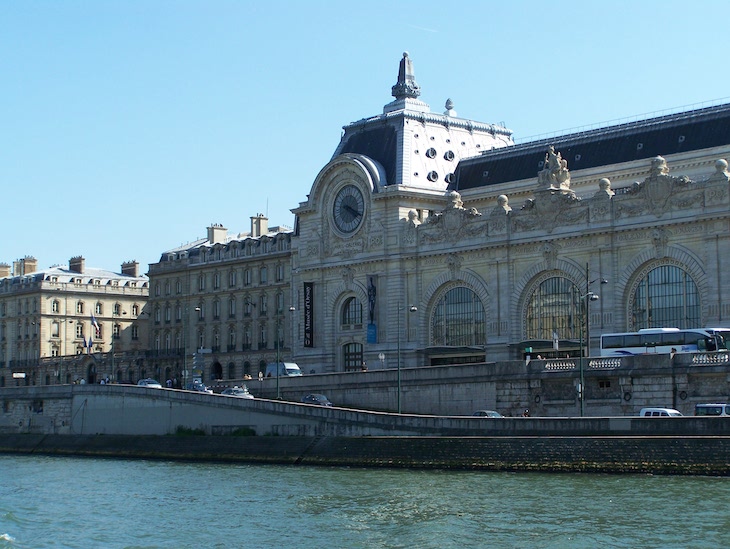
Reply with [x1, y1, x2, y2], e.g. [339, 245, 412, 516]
[265, 362, 303, 377]
[694, 403, 730, 416]
[639, 407, 683, 417]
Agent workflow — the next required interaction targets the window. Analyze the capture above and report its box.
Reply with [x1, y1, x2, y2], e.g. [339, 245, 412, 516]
[259, 324, 267, 347]
[259, 295, 268, 316]
[76, 302, 84, 315]
[213, 300, 220, 320]
[51, 322, 60, 338]
[154, 306, 161, 323]
[229, 270, 237, 288]
[343, 342, 363, 371]
[76, 324, 84, 338]
[165, 304, 171, 323]
[132, 325, 139, 340]
[341, 297, 363, 327]
[176, 280, 182, 294]
[95, 303, 102, 315]
[113, 303, 121, 316]
[276, 264, 285, 282]
[155, 283, 161, 297]
[198, 274, 206, 291]
[165, 281, 171, 295]
[133, 304, 139, 316]
[277, 293, 284, 314]
[229, 297, 236, 318]
[525, 277, 578, 341]
[175, 303, 182, 322]
[432, 287, 486, 346]
[243, 326, 251, 350]
[244, 269, 252, 286]
[244, 298, 254, 317]
[228, 327, 236, 351]
[631, 264, 700, 330]
[113, 324, 121, 339]
[213, 272, 221, 289]
[52, 300, 60, 313]
[259, 267, 268, 285]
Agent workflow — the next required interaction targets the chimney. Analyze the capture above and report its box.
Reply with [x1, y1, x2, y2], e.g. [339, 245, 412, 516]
[0, 263, 10, 278]
[206, 224, 228, 245]
[11, 257, 38, 276]
[69, 256, 85, 274]
[251, 214, 269, 237]
[22, 257, 38, 274]
[121, 261, 139, 277]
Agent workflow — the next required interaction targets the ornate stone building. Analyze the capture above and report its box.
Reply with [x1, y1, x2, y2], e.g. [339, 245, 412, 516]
[290, 53, 730, 373]
[146, 216, 294, 385]
[0, 256, 149, 386]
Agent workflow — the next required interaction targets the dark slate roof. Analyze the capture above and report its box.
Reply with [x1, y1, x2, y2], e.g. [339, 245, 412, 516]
[451, 102, 730, 191]
[333, 124, 399, 187]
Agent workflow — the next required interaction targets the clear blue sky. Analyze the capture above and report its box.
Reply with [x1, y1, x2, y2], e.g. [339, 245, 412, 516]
[3, 1, 729, 273]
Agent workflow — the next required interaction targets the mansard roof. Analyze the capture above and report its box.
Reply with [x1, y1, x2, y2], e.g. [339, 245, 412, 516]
[451, 102, 730, 191]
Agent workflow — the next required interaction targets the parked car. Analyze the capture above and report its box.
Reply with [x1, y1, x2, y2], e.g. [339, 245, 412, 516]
[694, 403, 730, 416]
[639, 407, 683, 417]
[472, 410, 503, 418]
[301, 394, 333, 406]
[186, 382, 214, 394]
[221, 386, 254, 399]
[137, 378, 162, 388]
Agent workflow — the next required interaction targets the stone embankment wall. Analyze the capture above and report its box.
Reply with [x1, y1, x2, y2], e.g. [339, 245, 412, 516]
[1, 433, 728, 476]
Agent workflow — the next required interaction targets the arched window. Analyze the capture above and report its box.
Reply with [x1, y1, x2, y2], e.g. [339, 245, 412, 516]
[631, 265, 700, 329]
[525, 277, 580, 341]
[343, 342, 363, 371]
[432, 287, 486, 346]
[341, 297, 363, 327]
[52, 300, 60, 313]
[228, 326, 236, 351]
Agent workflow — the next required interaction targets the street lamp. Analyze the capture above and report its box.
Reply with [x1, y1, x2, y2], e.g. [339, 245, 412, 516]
[275, 306, 296, 400]
[397, 302, 418, 414]
[578, 262, 608, 416]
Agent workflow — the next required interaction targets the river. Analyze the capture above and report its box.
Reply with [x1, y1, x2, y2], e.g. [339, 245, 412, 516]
[1, 455, 728, 548]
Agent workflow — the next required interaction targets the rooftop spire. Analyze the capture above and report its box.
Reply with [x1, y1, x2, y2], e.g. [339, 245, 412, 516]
[391, 51, 421, 100]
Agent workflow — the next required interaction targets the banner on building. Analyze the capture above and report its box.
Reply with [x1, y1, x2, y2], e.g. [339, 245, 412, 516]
[303, 282, 314, 347]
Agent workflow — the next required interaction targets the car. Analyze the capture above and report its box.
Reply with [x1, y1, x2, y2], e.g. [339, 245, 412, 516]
[221, 386, 254, 399]
[639, 407, 683, 417]
[186, 382, 214, 394]
[137, 378, 162, 388]
[472, 410, 503, 418]
[301, 394, 333, 406]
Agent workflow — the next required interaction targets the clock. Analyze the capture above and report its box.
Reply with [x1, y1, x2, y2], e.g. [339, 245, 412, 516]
[332, 184, 365, 234]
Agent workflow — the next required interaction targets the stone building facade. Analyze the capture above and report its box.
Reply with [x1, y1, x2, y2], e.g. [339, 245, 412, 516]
[289, 53, 730, 374]
[0, 256, 149, 386]
[145, 216, 295, 385]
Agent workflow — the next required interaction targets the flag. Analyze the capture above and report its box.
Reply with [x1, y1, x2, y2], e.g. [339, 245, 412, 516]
[82, 336, 87, 349]
[553, 331, 560, 351]
[91, 314, 100, 335]
[88, 333, 93, 349]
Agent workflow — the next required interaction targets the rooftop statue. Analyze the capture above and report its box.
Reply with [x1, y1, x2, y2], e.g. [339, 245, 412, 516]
[537, 146, 571, 190]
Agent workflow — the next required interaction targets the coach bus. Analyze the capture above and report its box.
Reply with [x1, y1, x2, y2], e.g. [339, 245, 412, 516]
[599, 327, 729, 357]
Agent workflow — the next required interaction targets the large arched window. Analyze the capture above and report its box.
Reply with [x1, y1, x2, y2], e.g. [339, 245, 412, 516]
[631, 265, 700, 329]
[525, 277, 581, 341]
[341, 297, 363, 327]
[432, 287, 485, 346]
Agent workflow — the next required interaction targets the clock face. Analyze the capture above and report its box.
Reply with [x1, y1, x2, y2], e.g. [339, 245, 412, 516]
[333, 184, 365, 234]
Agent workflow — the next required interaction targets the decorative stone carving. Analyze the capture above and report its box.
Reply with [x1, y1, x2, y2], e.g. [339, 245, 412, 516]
[706, 158, 730, 184]
[420, 191, 484, 243]
[537, 146, 571, 191]
[446, 253, 462, 279]
[403, 209, 421, 245]
[488, 195, 511, 234]
[512, 189, 585, 233]
[541, 242, 558, 269]
[590, 178, 614, 222]
[616, 156, 700, 219]
[341, 267, 355, 289]
[652, 228, 669, 259]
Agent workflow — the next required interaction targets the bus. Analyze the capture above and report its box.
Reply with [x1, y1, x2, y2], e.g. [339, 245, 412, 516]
[599, 327, 728, 357]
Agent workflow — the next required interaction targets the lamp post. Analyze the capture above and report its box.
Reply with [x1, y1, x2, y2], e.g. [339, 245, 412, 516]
[396, 302, 418, 414]
[578, 262, 608, 416]
[275, 306, 296, 400]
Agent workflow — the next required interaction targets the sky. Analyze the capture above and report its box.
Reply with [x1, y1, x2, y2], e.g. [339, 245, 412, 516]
[3, 0, 730, 274]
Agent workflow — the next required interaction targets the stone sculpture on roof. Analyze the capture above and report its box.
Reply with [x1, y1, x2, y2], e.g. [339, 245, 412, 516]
[537, 146, 571, 191]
